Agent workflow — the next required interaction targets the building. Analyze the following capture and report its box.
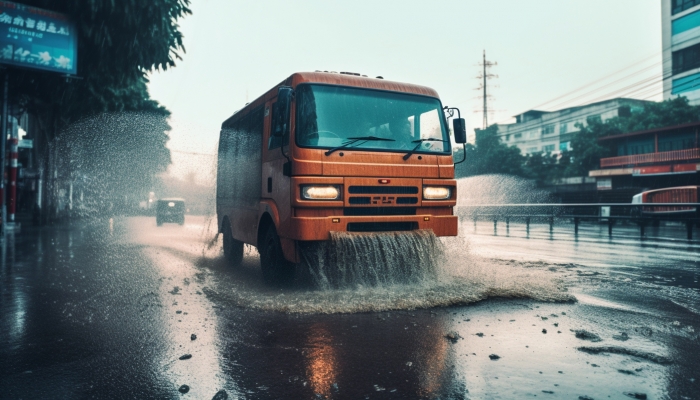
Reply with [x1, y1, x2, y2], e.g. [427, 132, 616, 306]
[494, 98, 652, 157]
[662, 0, 700, 104]
[589, 121, 700, 197]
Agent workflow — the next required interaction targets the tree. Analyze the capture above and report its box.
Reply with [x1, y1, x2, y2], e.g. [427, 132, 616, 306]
[459, 97, 700, 183]
[456, 125, 527, 178]
[565, 97, 700, 177]
[12, 0, 191, 127]
[7, 1, 192, 219]
[61, 112, 172, 214]
[524, 151, 559, 186]
[565, 116, 618, 177]
[615, 97, 700, 133]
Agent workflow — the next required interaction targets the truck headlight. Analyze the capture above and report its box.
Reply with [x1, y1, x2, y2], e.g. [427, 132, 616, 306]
[301, 185, 341, 200]
[423, 186, 451, 200]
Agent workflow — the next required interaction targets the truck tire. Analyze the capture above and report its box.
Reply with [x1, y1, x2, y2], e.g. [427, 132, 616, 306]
[223, 221, 244, 267]
[259, 224, 295, 286]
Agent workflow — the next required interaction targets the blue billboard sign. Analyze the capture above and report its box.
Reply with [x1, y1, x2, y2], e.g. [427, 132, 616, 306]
[0, 1, 77, 75]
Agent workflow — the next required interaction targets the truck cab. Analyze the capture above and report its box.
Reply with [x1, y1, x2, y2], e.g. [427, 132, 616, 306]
[216, 72, 466, 284]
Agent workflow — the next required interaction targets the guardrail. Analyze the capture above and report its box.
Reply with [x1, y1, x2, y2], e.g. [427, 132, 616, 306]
[457, 203, 700, 240]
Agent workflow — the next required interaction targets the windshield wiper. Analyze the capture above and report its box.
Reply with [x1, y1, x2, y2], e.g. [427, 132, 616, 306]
[402, 138, 448, 160]
[324, 136, 395, 156]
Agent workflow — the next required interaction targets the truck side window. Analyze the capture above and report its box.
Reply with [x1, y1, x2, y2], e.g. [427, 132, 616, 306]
[268, 102, 281, 149]
[268, 100, 290, 150]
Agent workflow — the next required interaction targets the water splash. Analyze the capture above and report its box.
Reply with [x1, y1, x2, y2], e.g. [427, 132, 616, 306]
[457, 174, 555, 205]
[455, 174, 562, 220]
[53, 112, 171, 218]
[300, 230, 443, 290]
[199, 228, 574, 315]
[187, 173, 574, 313]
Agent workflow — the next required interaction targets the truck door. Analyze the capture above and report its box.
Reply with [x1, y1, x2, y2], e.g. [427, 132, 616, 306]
[262, 98, 293, 239]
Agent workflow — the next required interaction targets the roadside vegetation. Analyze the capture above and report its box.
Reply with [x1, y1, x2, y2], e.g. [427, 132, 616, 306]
[456, 97, 700, 185]
[13, 0, 191, 220]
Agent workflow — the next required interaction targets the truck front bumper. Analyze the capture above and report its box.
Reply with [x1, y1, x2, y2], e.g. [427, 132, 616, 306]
[288, 214, 458, 241]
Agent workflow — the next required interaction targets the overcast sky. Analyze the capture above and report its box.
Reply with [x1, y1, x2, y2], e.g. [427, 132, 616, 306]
[147, 0, 662, 183]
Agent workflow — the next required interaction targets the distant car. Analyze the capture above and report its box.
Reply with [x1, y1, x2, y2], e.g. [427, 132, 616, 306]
[156, 198, 185, 226]
[632, 186, 699, 217]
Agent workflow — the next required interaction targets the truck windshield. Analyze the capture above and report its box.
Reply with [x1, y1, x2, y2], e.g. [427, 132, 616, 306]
[296, 84, 450, 154]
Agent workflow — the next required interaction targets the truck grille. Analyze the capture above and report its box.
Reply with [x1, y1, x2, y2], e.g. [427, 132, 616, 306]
[347, 222, 418, 232]
[348, 186, 418, 194]
[344, 207, 416, 216]
[349, 197, 418, 205]
[347, 186, 419, 207]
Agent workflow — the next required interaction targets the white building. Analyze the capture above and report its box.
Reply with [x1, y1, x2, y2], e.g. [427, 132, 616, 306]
[494, 98, 652, 156]
[662, 0, 700, 104]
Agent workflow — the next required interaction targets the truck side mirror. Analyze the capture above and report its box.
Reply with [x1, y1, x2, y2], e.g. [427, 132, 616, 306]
[453, 118, 467, 144]
[273, 86, 293, 137]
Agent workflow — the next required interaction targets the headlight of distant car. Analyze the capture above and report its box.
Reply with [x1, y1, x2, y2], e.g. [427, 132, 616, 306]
[423, 186, 451, 200]
[301, 185, 341, 200]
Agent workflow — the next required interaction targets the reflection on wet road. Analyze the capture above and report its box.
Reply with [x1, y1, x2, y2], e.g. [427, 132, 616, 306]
[0, 215, 698, 399]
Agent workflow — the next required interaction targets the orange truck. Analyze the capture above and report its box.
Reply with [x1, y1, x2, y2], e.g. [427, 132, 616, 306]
[216, 72, 467, 284]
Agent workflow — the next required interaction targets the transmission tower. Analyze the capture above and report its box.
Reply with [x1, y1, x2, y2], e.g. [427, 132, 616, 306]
[476, 50, 498, 129]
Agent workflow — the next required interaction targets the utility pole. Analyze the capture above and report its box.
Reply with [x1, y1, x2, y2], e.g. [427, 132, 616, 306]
[476, 50, 497, 129]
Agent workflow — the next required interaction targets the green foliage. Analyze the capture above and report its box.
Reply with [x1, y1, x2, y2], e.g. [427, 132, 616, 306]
[564, 116, 616, 177]
[8, 0, 191, 215]
[565, 97, 700, 177]
[456, 125, 527, 178]
[62, 112, 172, 213]
[11, 0, 191, 126]
[614, 97, 700, 133]
[458, 97, 700, 185]
[523, 151, 559, 186]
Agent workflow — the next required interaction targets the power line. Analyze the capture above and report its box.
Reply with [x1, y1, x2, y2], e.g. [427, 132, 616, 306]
[495, 69, 700, 143]
[495, 104, 635, 145]
[524, 52, 662, 112]
[642, 71, 700, 100]
[569, 70, 665, 107]
[544, 61, 662, 112]
[494, 69, 699, 143]
[495, 34, 700, 124]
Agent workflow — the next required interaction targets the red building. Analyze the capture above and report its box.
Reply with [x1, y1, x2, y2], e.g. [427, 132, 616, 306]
[589, 121, 700, 200]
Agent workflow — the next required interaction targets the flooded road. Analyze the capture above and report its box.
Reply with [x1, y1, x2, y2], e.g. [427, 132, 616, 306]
[1, 215, 698, 399]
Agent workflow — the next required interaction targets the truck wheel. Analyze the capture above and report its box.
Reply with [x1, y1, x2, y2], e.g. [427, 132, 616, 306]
[223, 221, 244, 267]
[259, 225, 296, 286]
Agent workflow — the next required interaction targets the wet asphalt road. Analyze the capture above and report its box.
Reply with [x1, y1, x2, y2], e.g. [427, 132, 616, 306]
[1, 215, 699, 400]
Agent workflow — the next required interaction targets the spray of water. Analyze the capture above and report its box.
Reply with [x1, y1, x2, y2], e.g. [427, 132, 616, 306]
[55, 112, 573, 316]
[204, 231, 575, 314]
[51, 112, 171, 218]
[184, 174, 576, 314]
[197, 227, 574, 314]
[456, 174, 555, 205]
[455, 174, 564, 223]
[300, 230, 443, 290]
